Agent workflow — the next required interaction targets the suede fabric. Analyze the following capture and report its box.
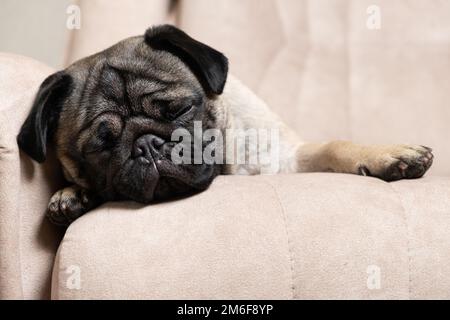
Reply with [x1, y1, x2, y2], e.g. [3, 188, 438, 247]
[0, 53, 64, 299]
[1, 0, 450, 300]
[52, 174, 450, 299]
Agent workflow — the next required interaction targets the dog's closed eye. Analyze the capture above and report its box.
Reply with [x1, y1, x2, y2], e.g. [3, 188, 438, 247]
[164, 104, 194, 121]
[83, 115, 123, 154]
[149, 99, 195, 122]
[97, 120, 118, 141]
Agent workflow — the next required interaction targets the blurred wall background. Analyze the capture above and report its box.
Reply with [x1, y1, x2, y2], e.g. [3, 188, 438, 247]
[0, 0, 173, 68]
[0, 0, 72, 68]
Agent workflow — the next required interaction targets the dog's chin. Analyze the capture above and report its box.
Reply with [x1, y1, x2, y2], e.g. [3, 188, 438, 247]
[112, 157, 160, 203]
[112, 157, 219, 204]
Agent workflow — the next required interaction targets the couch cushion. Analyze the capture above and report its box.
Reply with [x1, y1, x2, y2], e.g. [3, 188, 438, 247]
[51, 173, 450, 299]
[0, 53, 64, 299]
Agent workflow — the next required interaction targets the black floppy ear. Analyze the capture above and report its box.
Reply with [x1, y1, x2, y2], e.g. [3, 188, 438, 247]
[17, 71, 72, 163]
[145, 25, 228, 95]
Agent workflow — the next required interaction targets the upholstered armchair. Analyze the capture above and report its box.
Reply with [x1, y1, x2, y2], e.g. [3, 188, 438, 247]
[1, 0, 449, 299]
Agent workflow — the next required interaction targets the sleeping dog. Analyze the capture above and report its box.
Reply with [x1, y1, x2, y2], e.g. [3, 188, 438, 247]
[17, 25, 433, 226]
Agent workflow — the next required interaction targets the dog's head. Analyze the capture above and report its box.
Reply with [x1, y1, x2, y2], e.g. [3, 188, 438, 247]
[17, 25, 228, 203]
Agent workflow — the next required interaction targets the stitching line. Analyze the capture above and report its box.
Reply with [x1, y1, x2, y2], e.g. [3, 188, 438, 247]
[389, 182, 412, 299]
[263, 178, 296, 299]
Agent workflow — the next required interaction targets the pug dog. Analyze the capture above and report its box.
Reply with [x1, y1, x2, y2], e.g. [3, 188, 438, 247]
[17, 25, 433, 226]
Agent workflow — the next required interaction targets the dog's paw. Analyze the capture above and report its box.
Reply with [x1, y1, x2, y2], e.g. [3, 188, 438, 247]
[47, 186, 91, 226]
[358, 145, 433, 182]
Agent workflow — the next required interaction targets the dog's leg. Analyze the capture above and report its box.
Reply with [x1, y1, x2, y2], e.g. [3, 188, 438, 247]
[47, 185, 102, 226]
[296, 141, 433, 181]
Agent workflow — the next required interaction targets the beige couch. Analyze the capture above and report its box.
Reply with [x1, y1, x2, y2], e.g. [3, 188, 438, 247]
[1, 0, 450, 299]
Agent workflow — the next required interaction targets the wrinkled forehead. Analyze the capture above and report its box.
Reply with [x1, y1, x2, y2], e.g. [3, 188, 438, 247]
[71, 37, 205, 119]
[105, 37, 203, 92]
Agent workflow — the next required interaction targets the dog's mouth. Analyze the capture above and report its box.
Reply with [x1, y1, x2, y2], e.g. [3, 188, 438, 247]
[110, 141, 218, 203]
[112, 155, 161, 203]
[111, 136, 172, 203]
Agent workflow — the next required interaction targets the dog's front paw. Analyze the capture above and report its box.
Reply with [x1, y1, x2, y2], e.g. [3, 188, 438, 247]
[47, 186, 93, 226]
[359, 145, 433, 182]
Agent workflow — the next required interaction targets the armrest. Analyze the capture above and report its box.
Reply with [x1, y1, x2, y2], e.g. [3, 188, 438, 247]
[0, 53, 64, 299]
[52, 174, 450, 299]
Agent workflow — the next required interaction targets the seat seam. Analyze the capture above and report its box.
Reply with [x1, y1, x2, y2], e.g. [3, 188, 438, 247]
[262, 178, 296, 299]
[388, 182, 412, 300]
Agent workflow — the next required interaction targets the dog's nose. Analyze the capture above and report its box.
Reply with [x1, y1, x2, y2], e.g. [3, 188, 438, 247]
[132, 134, 165, 159]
